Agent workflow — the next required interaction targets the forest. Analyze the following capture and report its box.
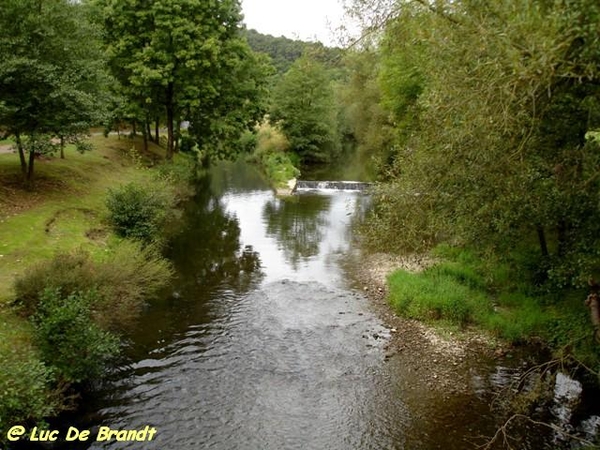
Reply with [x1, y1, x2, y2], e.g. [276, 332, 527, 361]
[1, 0, 600, 443]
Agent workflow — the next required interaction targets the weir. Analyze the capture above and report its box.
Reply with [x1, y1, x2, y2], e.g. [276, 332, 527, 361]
[294, 180, 372, 192]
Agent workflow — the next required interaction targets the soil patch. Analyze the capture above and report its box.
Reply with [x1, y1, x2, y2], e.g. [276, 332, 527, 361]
[85, 227, 109, 241]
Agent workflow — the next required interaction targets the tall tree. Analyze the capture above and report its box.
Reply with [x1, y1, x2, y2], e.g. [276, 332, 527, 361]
[361, 0, 600, 288]
[99, 0, 265, 160]
[270, 54, 341, 165]
[0, 0, 108, 183]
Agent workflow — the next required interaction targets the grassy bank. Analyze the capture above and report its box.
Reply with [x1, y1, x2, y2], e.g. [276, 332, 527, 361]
[0, 135, 192, 436]
[387, 245, 599, 367]
[245, 122, 300, 192]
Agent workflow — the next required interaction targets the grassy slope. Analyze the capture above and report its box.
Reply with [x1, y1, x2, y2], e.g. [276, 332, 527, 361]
[0, 135, 166, 363]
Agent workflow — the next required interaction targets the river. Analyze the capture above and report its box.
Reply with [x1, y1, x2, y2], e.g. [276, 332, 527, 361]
[46, 160, 571, 449]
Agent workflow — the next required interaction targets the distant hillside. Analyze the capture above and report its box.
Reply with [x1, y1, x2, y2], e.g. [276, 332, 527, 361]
[244, 29, 344, 73]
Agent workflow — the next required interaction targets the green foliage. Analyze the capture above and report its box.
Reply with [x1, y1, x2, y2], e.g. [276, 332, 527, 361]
[270, 54, 341, 165]
[244, 28, 344, 74]
[179, 134, 197, 155]
[247, 122, 300, 188]
[155, 153, 199, 187]
[0, 349, 59, 434]
[357, 0, 600, 296]
[14, 249, 93, 316]
[0, 0, 109, 181]
[98, 0, 270, 160]
[106, 182, 176, 244]
[336, 49, 394, 178]
[32, 288, 120, 383]
[13, 244, 173, 331]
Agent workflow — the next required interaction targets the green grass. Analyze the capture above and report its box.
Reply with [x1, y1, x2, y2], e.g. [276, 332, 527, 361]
[388, 264, 492, 327]
[0, 134, 185, 432]
[0, 135, 166, 303]
[387, 245, 600, 366]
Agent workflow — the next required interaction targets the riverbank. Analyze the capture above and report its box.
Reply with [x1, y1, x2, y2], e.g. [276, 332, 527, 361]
[0, 135, 192, 438]
[350, 248, 600, 447]
[349, 252, 503, 394]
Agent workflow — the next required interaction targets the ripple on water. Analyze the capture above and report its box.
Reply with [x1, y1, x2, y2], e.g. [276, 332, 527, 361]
[89, 280, 404, 450]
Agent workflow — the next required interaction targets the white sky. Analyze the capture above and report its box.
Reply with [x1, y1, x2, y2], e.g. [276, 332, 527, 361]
[241, 0, 349, 46]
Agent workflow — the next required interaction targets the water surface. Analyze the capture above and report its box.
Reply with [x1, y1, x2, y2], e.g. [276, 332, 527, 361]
[51, 160, 561, 449]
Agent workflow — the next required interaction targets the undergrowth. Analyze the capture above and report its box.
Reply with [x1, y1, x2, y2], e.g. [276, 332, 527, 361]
[245, 122, 300, 189]
[387, 244, 599, 368]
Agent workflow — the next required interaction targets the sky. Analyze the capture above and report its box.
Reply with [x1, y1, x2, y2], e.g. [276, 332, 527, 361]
[240, 0, 350, 46]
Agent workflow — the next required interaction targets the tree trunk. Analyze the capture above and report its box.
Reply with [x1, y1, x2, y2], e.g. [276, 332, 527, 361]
[536, 225, 549, 258]
[15, 133, 27, 178]
[174, 119, 180, 154]
[60, 136, 65, 159]
[27, 143, 35, 185]
[586, 282, 600, 343]
[145, 119, 151, 146]
[142, 121, 149, 154]
[166, 82, 175, 160]
[155, 117, 160, 143]
[557, 220, 568, 257]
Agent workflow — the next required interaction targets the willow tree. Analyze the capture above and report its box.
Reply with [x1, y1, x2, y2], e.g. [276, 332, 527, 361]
[362, 0, 600, 288]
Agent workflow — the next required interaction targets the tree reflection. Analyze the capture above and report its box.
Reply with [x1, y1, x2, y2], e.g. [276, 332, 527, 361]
[124, 174, 263, 354]
[263, 195, 331, 268]
[168, 174, 263, 298]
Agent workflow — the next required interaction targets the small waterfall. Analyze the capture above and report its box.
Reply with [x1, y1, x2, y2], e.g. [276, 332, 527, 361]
[295, 180, 372, 192]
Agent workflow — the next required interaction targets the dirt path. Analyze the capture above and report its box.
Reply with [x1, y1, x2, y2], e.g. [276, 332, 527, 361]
[0, 144, 14, 154]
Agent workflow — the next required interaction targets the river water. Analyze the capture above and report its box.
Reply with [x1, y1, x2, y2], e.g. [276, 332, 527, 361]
[50, 160, 567, 449]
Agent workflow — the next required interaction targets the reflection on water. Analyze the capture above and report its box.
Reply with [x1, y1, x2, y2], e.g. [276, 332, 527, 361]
[42, 159, 561, 450]
[263, 195, 330, 268]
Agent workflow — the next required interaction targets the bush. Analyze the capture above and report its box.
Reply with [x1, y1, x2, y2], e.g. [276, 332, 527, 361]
[247, 122, 300, 189]
[32, 289, 120, 383]
[106, 182, 176, 244]
[91, 241, 174, 331]
[0, 349, 59, 435]
[13, 243, 173, 331]
[13, 249, 92, 316]
[178, 134, 197, 154]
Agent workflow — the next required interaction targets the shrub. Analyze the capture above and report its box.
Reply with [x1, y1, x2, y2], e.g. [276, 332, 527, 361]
[178, 134, 197, 154]
[0, 349, 59, 435]
[106, 182, 176, 244]
[91, 241, 174, 331]
[246, 122, 300, 189]
[13, 243, 173, 331]
[13, 249, 92, 316]
[156, 153, 197, 183]
[32, 289, 120, 383]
